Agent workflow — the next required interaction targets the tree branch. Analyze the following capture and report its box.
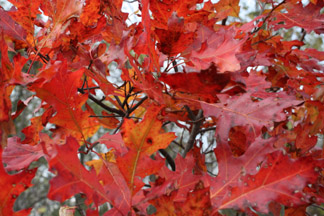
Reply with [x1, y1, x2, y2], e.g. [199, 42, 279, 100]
[78, 88, 125, 116]
[159, 149, 176, 171]
[127, 96, 148, 117]
[182, 106, 204, 157]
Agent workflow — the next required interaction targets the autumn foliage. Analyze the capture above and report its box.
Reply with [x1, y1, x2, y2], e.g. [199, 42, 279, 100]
[1, 0, 324, 215]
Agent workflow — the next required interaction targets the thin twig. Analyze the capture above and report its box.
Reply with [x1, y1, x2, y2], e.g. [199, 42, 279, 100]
[203, 150, 214, 154]
[251, 0, 286, 34]
[89, 94, 125, 116]
[251, 33, 279, 46]
[113, 118, 125, 134]
[312, 204, 324, 211]
[172, 140, 185, 150]
[199, 126, 216, 133]
[166, 61, 187, 73]
[162, 121, 172, 127]
[300, 28, 306, 43]
[81, 86, 101, 91]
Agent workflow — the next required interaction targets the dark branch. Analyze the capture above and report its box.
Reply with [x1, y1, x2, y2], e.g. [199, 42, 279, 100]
[114, 95, 125, 111]
[171, 57, 178, 72]
[159, 149, 176, 171]
[127, 96, 148, 117]
[199, 126, 216, 133]
[182, 107, 204, 157]
[221, 17, 228, 26]
[88, 94, 125, 116]
[89, 115, 120, 118]
[172, 140, 185, 150]
[78, 88, 125, 116]
[81, 86, 101, 91]
[300, 28, 306, 43]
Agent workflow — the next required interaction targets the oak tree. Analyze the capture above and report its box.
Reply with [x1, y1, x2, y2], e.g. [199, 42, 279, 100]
[0, 0, 324, 215]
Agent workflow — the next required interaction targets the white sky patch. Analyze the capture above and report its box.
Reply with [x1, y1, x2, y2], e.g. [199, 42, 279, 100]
[0, 0, 13, 10]
[122, 0, 141, 26]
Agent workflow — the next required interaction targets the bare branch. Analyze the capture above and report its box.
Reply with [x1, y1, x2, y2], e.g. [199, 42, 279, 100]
[182, 108, 204, 157]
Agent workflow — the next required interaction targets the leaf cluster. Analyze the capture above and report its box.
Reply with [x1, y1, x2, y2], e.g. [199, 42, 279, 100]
[0, 0, 324, 215]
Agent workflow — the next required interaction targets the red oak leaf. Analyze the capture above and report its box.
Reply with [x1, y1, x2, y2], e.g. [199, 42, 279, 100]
[284, 205, 308, 216]
[38, 0, 83, 48]
[2, 136, 55, 171]
[219, 151, 324, 212]
[174, 181, 212, 215]
[200, 90, 299, 146]
[97, 133, 127, 156]
[155, 13, 195, 56]
[149, 0, 204, 29]
[150, 181, 212, 216]
[189, 26, 246, 72]
[97, 161, 132, 216]
[0, 8, 27, 42]
[7, 0, 41, 37]
[295, 124, 318, 155]
[80, 0, 101, 26]
[213, 0, 240, 19]
[146, 152, 203, 203]
[0, 147, 36, 216]
[271, 1, 324, 34]
[33, 59, 99, 139]
[208, 137, 276, 208]
[149, 190, 177, 216]
[160, 64, 232, 103]
[48, 136, 114, 207]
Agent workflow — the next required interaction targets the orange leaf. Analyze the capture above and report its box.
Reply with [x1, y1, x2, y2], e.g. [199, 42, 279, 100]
[80, 0, 101, 26]
[118, 105, 176, 194]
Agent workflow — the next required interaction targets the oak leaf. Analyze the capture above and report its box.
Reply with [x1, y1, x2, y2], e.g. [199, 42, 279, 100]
[200, 88, 299, 146]
[0, 8, 27, 42]
[155, 13, 195, 56]
[2, 136, 55, 171]
[149, 0, 204, 29]
[48, 137, 113, 207]
[271, 1, 324, 34]
[160, 64, 232, 103]
[208, 137, 276, 208]
[189, 26, 246, 72]
[146, 152, 203, 203]
[33, 59, 99, 140]
[219, 151, 324, 212]
[80, 0, 101, 26]
[118, 105, 176, 194]
[0, 147, 36, 216]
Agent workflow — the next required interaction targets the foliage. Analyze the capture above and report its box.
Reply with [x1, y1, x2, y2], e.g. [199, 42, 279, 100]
[0, 0, 324, 215]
